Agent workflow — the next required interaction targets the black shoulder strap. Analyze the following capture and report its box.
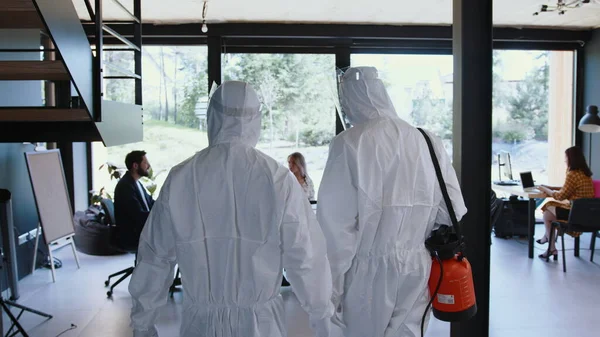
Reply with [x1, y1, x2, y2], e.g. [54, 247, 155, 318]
[417, 128, 461, 237]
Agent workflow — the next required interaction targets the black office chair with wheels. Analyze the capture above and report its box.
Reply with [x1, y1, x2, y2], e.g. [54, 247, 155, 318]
[548, 198, 600, 272]
[101, 198, 137, 297]
[490, 190, 504, 243]
[591, 231, 599, 253]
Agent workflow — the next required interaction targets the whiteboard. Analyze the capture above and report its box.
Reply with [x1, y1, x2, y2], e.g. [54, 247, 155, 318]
[25, 150, 75, 243]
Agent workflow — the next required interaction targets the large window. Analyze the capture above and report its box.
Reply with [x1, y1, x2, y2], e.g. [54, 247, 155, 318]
[222, 53, 337, 194]
[91, 48, 575, 203]
[92, 46, 209, 199]
[492, 50, 575, 187]
[351, 54, 454, 153]
[350, 51, 575, 187]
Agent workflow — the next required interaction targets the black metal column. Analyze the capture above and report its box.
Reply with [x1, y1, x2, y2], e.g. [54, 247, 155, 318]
[0, 190, 20, 301]
[86, 142, 94, 205]
[94, 0, 104, 122]
[55, 81, 71, 108]
[335, 47, 350, 135]
[574, 49, 585, 149]
[134, 0, 142, 107]
[55, 32, 74, 209]
[208, 36, 222, 90]
[42, 36, 55, 108]
[451, 0, 492, 336]
[57, 143, 75, 211]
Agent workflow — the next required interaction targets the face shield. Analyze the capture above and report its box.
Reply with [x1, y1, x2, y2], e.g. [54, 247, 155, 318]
[335, 67, 397, 127]
[330, 67, 352, 131]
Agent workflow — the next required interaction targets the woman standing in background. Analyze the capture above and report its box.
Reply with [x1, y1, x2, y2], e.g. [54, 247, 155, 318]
[288, 152, 315, 201]
[283, 152, 315, 287]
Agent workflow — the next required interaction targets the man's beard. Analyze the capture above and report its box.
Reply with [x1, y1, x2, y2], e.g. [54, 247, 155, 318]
[137, 167, 149, 177]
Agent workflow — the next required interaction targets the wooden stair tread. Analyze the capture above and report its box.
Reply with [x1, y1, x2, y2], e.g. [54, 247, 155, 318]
[0, 0, 43, 29]
[0, 0, 37, 12]
[0, 11, 43, 29]
[0, 61, 69, 81]
[0, 107, 90, 122]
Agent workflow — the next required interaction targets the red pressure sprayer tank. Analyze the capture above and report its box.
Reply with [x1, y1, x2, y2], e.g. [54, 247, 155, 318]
[428, 253, 477, 321]
[425, 226, 477, 322]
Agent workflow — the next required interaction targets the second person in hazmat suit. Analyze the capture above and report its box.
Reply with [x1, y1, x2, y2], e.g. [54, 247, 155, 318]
[317, 67, 467, 337]
[128, 81, 334, 337]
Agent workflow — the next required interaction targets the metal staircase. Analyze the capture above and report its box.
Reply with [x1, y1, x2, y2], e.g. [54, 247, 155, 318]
[0, 0, 143, 146]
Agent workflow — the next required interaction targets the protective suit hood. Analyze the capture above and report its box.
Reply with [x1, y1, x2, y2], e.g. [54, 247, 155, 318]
[340, 66, 397, 126]
[207, 81, 261, 147]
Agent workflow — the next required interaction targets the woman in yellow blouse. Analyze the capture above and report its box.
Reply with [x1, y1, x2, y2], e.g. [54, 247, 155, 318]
[537, 146, 595, 259]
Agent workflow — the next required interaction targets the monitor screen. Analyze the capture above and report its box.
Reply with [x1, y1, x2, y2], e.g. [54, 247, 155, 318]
[498, 151, 513, 181]
[520, 172, 534, 189]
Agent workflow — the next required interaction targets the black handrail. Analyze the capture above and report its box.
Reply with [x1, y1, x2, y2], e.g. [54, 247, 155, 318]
[105, 63, 142, 79]
[109, 0, 141, 24]
[102, 25, 141, 52]
[84, 0, 95, 21]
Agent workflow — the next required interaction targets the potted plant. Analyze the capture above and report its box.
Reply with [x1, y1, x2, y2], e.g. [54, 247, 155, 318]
[89, 162, 125, 204]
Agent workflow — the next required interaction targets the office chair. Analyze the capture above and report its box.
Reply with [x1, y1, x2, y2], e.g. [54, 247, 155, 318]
[101, 198, 136, 297]
[489, 190, 504, 244]
[590, 180, 600, 251]
[548, 198, 600, 272]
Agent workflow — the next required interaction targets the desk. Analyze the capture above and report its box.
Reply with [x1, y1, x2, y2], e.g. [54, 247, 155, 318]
[492, 184, 546, 259]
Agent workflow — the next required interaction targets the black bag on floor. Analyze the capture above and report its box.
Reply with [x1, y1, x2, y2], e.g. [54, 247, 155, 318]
[73, 205, 123, 255]
[493, 195, 529, 238]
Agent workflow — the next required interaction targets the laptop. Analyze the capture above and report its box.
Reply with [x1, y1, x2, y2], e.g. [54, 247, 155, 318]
[519, 171, 539, 193]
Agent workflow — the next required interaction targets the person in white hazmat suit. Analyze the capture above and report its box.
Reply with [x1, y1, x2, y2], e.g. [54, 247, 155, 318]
[317, 67, 467, 337]
[129, 81, 334, 337]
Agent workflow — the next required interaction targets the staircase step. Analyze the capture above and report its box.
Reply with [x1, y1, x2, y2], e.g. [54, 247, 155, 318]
[0, 0, 43, 29]
[0, 11, 43, 29]
[0, 122, 101, 142]
[0, 107, 90, 122]
[0, 0, 36, 11]
[0, 61, 69, 81]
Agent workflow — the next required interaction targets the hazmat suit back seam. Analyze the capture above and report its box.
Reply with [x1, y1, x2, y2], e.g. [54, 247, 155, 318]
[175, 236, 268, 245]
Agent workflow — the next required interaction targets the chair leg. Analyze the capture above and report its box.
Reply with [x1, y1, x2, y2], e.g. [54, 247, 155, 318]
[107, 267, 134, 297]
[561, 233, 567, 273]
[574, 236, 580, 257]
[591, 232, 597, 262]
[169, 267, 182, 297]
[105, 268, 131, 285]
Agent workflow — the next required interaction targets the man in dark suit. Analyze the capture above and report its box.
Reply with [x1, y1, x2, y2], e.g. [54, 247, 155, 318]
[113, 150, 155, 251]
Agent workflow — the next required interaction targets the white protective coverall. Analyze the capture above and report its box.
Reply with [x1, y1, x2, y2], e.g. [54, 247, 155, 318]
[317, 67, 467, 337]
[129, 81, 334, 337]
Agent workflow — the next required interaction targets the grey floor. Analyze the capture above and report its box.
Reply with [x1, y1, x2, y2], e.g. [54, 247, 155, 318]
[3, 227, 600, 337]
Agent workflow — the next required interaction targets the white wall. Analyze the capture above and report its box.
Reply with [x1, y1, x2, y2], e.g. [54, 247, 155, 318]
[72, 142, 89, 211]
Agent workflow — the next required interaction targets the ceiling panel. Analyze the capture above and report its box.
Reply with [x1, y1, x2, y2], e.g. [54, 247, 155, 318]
[73, 0, 600, 29]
